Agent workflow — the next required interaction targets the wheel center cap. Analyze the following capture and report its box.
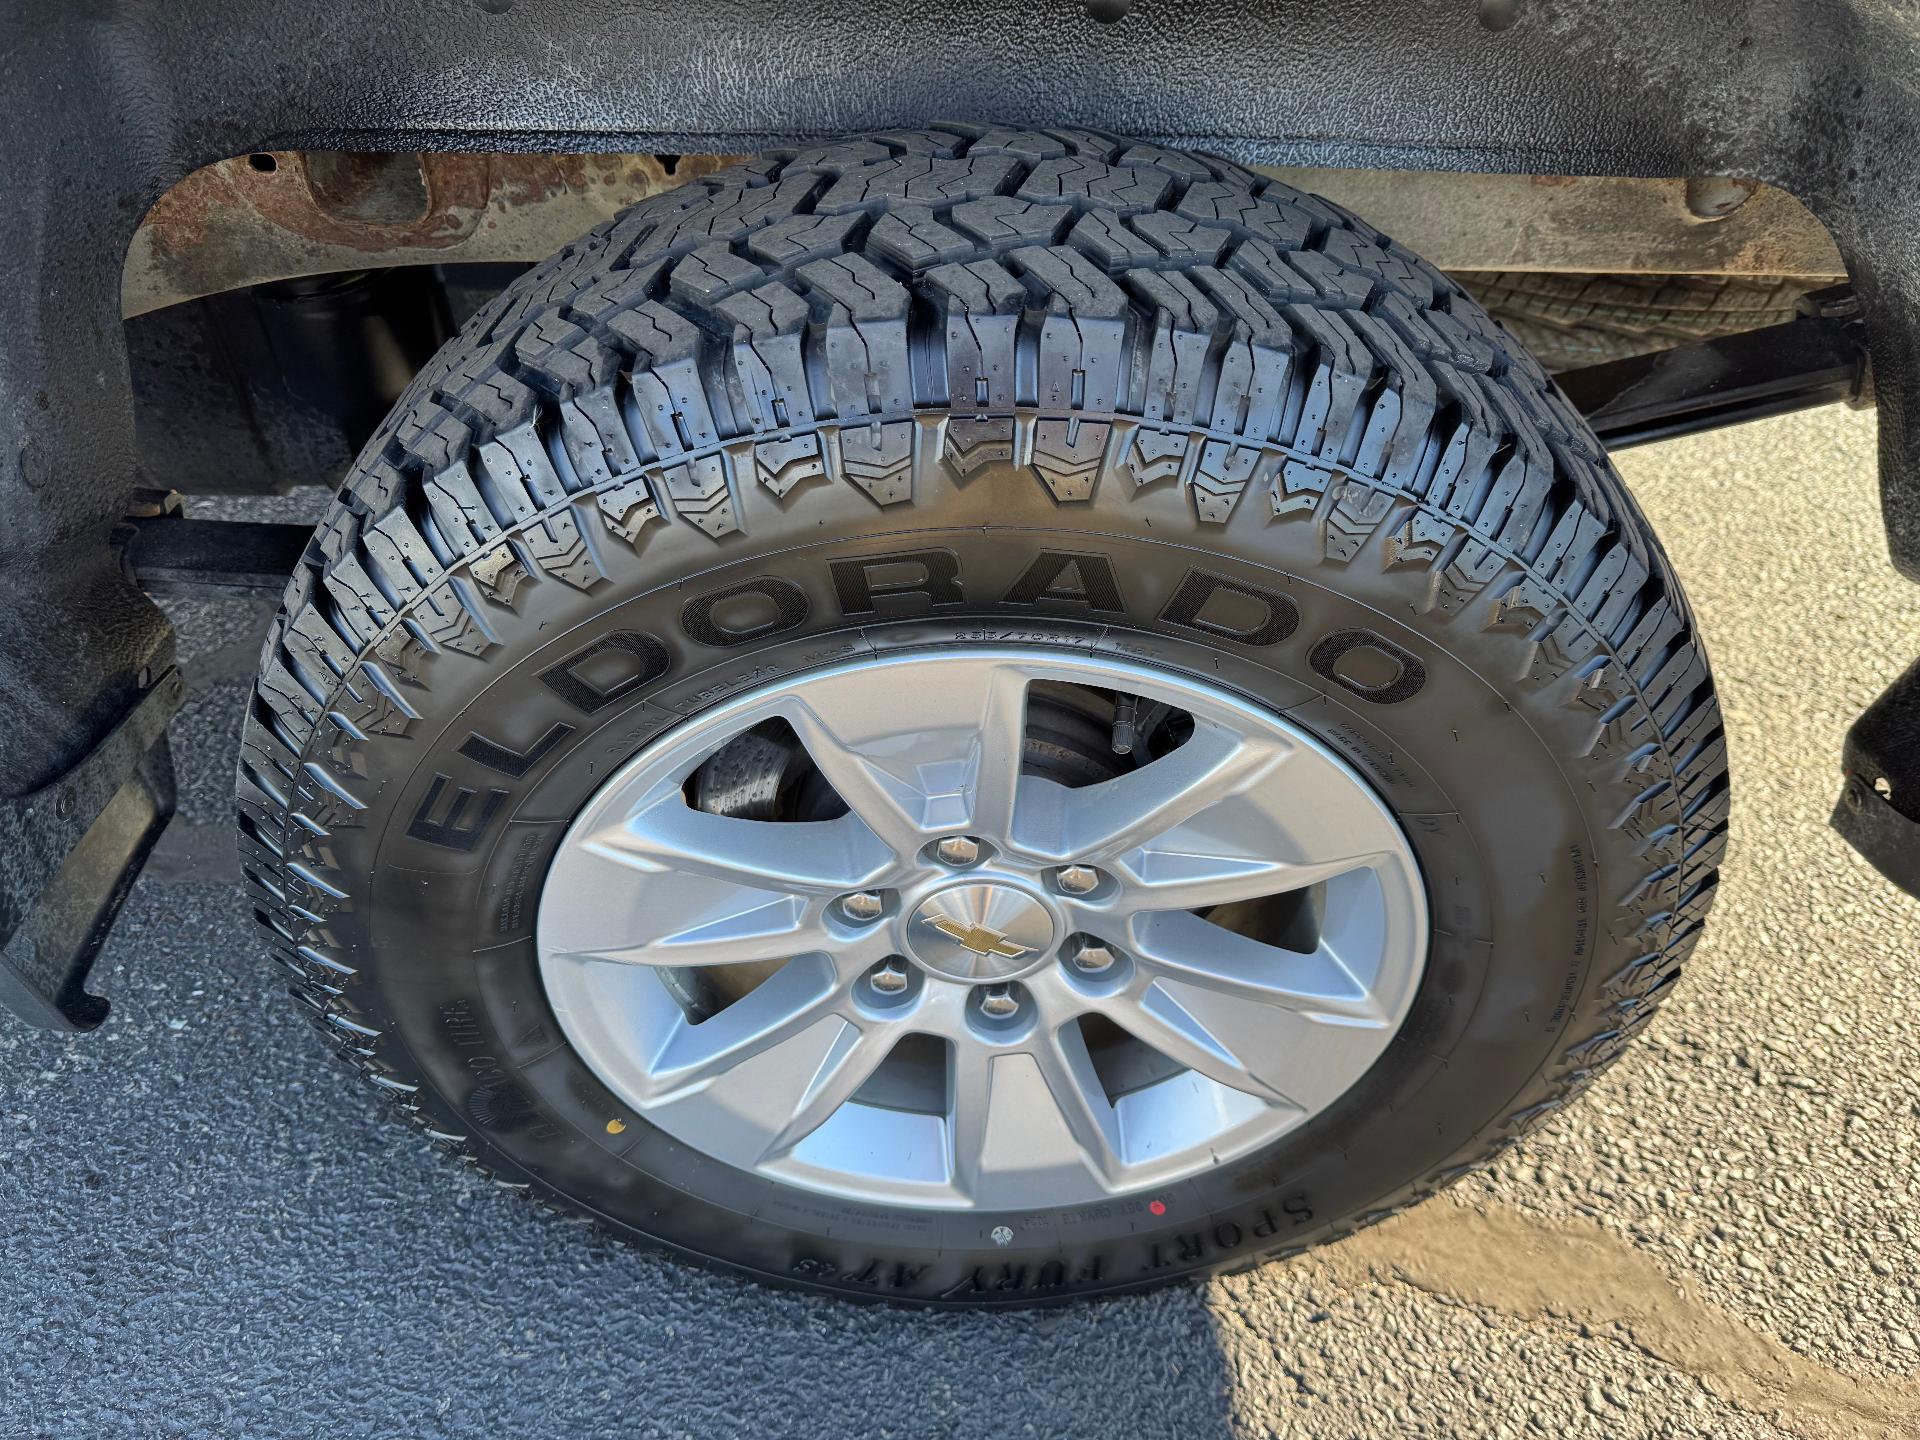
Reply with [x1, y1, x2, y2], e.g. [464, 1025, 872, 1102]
[906, 882, 1058, 983]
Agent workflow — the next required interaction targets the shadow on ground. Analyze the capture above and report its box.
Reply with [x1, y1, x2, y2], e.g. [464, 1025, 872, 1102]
[1, 569, 1241, 1440]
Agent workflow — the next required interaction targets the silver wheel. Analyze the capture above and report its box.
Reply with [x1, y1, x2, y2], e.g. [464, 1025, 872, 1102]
[537, 647, 1428, 1212]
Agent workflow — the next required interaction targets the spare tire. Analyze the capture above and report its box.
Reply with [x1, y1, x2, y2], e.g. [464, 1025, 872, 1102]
[1462, 270, 1817, 371]
[239, 125, 1728, 1306]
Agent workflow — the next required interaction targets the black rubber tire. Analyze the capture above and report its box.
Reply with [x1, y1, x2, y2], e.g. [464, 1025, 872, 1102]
[1459, 270, 1817, 372]
[240, 126, 1729, 1307]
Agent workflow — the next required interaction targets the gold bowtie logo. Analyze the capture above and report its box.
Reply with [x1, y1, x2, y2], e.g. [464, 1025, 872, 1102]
[928, 916, 1033, 960]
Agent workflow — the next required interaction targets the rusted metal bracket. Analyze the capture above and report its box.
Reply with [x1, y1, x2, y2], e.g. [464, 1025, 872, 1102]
[123, 151, 733, 318]
[124, 150, 1846, 319]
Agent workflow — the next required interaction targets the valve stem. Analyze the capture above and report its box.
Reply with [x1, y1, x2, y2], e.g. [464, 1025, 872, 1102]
[1111, 694, 1138, 756]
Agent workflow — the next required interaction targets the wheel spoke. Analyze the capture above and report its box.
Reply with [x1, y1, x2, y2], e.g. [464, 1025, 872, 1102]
[645, 957, 846, 1097]
[1035, 1021, 1127, 1181]
[1123, 983, 1318, 1110]
[1010, 720, 1287, 864]
[757, 1023, 899, 1161]
[778, 660, 1029, 853]
[1127, 909, 1389, 1026]
[644, 1016, 899, 1164]
[544, 883, 837, 970]
[946, 1029, 1123, 1201]
[1106, 734, 1411, 911]
[548, 798, 903, 969]
[580, 799, 896, 895]
[1117, 845, 1390, 913]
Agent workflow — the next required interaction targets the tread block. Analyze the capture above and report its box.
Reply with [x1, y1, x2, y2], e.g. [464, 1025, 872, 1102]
[1321, 478, 1397, 563]
[518, 507, 603, 591]
[816, 154, 1022, 213]
[597, 472, 664, 544]
[1191, 440, 1260, 522]
[1114, 142, 1216, 179]
[415, 577, 496, 655]
[1283, 303, 1374, 458]
[1176, 183, 1314, 250]
[1128, 269, 1222, 427]
[965, 127, 1071, 161]
[423, 461, 504, 555]
[750, 434, 828, 498]
[1130, 211, 1232, 266]
[1011, 244, 1131, 320]
[949, 197, 1075, 250]
[944, 417, 1016, 479]
[1016, 158, 1171, 214]
[1031, 418, 1108, 502]
[1122, 425, 1191, 491]
[745, 211, 865, 268]
[659, 453, 739, 538]
[1272, 458, 1337, 520]
[668, 243, 772, 307]
[803, 266, 913, 433]
[558, 387, 645, 489]
[1382, 510, 1456, 570]
[646, 172, 826, 255]
[837, 420, 915, 506]
[867, 206, 975, 270]
[1065, 211, 1163, 269]
[922, 260, 1023, 428]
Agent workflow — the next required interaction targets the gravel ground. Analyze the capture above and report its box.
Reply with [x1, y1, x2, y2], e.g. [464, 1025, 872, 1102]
[2, 406, 1916, 1439]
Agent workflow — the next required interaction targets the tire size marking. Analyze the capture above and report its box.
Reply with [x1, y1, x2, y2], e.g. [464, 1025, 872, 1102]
[1549, 843, 1592, 1031]
[784, 1196, 1316, 1300]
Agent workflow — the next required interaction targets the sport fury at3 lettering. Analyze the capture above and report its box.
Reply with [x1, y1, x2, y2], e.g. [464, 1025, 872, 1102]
[242, 127, 1726, 1304]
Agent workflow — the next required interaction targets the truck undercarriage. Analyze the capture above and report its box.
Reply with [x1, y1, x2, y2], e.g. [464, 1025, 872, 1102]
[7, 0, 1914, 1034]
[3, 0, 1916, 1307]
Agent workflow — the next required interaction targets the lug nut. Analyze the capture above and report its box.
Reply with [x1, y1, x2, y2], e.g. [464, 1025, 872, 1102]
[1070, 942, 1117, 975]
[870, 962, 910, 995]
[935, 834, 982, 867]
[1056, 865, 1101, 895]
[978, 985, 1020, 1019]
[840, 891, 886, 922]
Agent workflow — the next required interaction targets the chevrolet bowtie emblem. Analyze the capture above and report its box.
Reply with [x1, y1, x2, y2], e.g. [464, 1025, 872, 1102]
[928, 916, 1033, 960]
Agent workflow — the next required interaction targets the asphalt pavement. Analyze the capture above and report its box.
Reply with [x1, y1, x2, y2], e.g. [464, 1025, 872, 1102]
[2, 406, 1916, 1439]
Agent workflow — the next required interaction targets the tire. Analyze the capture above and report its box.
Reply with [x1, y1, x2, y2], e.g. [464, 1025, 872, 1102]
[239, 126, 1728, 1306]
[1460, 270, 1817, 372]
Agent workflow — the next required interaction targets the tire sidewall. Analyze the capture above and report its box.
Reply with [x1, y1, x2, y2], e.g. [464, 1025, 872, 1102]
[325, 467, 1618, 1304]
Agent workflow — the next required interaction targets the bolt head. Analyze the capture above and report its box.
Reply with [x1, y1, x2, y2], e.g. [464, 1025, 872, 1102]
[978, 987, 1020, 1019]
[1071, 943, 1117, 974]
[935, 834, 982, 867]
[841, 891, 886, 922]
[870, 966, 909, 995]
[1056, 865, 1101, 895]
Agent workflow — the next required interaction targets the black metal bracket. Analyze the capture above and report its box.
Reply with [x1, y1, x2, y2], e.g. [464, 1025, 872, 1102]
[122, 515, 312, 599]
[1559, 286, 1872, 451]
[0, 668, 183, 1030]
[1831, 658, 1920, 898]
[0, 511, 293, 1030]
